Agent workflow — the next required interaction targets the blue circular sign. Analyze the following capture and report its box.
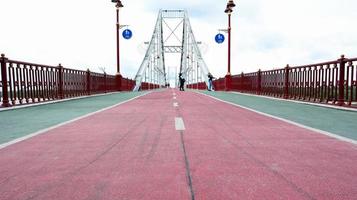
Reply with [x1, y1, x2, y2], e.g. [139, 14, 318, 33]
[215, 33, 225, 44]
[122, 29, 133, 40]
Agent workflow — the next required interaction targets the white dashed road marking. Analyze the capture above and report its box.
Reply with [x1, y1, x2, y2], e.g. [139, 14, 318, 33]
[175, 117, 186, 131]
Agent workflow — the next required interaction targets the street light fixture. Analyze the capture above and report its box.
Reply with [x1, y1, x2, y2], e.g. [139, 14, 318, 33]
[227, 0, 236, 8]
[224, 5, 233, 14]
[112, 0, 123, 7]
[224, 0, 235, 91]
[112, 0, 124, 90]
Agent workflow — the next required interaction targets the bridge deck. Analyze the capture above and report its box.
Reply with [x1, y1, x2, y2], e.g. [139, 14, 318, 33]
[0, 89, 356, 200]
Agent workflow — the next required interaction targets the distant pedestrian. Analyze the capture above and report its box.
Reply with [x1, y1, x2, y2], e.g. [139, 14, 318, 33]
[179, 73, 185, 91]
[208, 73, 215, 91]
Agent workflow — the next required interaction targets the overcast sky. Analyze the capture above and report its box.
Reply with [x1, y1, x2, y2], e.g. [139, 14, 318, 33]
[0, 0, 356, 79]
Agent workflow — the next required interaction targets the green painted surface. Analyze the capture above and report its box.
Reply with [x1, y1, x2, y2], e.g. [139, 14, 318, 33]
[198, 91, 357, 140]
[0, 92, 147, 144]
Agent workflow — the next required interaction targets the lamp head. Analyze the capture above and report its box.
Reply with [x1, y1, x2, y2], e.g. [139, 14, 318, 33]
[227, 0, 236, 8]
[224, 5, 233, 14]
[112, 0, 124, 8]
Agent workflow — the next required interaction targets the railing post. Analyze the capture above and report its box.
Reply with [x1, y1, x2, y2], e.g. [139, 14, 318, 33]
[257, 69, 262, 95]
[1, 54, 11, 107]
[284, 64, 290, 99]
[225, 74, 232, 91]
[240, 72, 244, 91]
[58, 64, 64, 99]
[104, 72, 107, 93]
[116, 74, 122, 91]
[86, 69, 91, 95]
[338, 55, 346, 106]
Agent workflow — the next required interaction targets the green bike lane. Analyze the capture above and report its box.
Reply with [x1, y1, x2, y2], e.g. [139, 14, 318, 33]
[198, 91, 357, 141]
[0, 92, 148, 145]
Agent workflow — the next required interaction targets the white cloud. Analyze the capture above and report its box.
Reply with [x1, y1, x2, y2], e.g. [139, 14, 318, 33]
[0, 0, 356, 80]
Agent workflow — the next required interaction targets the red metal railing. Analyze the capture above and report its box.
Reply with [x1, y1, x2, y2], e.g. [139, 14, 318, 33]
[0, 54, 140, 107]
[213, 78, 225, 91]
[189, 55, 357, 107]
[186, 82, 207, 90]
[140, 82, 160, 90]
[121, 77, 136, 91]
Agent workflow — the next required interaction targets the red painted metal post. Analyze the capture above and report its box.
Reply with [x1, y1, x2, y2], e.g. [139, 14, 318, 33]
[284, 64, 290, 99]
[86, 69, 91, 95]
[257, 69, 262, 95]
[58, 64, 64, 99]
[225, 13, 232, 91]
[115, 2, 122, 91]
[0, 54, 11, 107]
[116, 5, 120, 75]
[338, 55, 346, 106]
[228, 13, 231, 76]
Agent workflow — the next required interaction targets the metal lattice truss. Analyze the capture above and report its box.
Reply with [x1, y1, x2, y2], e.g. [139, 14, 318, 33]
[133, 9, 211, 91]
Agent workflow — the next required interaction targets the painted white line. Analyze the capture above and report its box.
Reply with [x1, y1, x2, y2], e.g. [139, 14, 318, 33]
[196, 92, 356, 145]
[230, 91, 357, 112]
[0, 92, 123, 112]
[173, 96, 177, 100]
[0, 92, 151, 150]
[175, 117, 186, 131]
[173, 102, 179, 107]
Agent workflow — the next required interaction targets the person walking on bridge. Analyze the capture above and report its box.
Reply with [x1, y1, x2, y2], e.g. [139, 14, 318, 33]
[179, 73, 185, 91]
[208, 73, 215, 91]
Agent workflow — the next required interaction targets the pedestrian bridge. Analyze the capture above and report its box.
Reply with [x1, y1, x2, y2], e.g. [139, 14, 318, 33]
[0, 89, 356, 200]
[1, 7, 357, 200]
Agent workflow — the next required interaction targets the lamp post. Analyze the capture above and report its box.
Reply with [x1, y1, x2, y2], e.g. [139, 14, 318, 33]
[224, 0, 235, 91]
[112, 0, 123, 91]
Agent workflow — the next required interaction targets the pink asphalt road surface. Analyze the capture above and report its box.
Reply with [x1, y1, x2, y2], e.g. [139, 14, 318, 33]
[0, 89, 356, 200]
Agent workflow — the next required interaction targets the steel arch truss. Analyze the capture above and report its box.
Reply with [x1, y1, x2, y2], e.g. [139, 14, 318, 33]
[133, 9, 211, 91]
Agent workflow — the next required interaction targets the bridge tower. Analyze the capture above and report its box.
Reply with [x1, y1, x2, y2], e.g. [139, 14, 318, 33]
[133, 9, 211, 91]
